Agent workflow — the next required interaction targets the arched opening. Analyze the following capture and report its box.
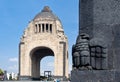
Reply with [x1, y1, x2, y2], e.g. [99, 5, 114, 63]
[41, 56, 54, 77]
[30, 47, 54, 80]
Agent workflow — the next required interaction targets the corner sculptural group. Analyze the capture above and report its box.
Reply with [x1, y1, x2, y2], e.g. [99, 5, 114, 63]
[72, 33, 108, 70]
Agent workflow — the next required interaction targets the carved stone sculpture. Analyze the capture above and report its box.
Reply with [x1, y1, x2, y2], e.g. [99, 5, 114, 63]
[72, 51, 80, 68]
[72, 33, 108, 70]
[72, 33, 91, 69]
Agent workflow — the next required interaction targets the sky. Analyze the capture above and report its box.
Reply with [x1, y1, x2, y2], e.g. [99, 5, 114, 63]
[0, 0, 79, 74]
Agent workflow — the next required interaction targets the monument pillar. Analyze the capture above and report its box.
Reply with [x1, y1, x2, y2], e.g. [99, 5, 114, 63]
[71, 0, 120, 82]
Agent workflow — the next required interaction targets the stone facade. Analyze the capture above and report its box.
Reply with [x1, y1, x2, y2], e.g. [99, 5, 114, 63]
[72, 0, 120, 82]
[19, 6, 69, 80]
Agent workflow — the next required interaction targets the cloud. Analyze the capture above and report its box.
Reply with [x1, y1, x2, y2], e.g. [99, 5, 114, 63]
[9, 57, 18, 62]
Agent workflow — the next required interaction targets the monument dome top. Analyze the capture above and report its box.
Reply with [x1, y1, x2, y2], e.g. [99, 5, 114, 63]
[33, 6, 60, 21]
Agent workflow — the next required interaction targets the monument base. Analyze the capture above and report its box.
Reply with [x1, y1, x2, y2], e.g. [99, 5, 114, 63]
[71, 70, 120, 82]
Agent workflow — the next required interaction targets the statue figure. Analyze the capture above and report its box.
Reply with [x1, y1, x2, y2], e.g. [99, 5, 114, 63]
[72, 51, 80, 69]
[72, 33, 108, 70]
[78, 33, 90, 67]
[72, 33, 91, 69]
[89, 38, 108, 70]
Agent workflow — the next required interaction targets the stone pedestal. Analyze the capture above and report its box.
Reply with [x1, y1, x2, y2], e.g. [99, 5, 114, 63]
[71, 70, 120, 82]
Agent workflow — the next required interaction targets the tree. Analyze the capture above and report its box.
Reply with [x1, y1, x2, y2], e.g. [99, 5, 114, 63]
[0, 69, 4, 75]
[0, 68, 4, 81]
[9, 74, 12, 80]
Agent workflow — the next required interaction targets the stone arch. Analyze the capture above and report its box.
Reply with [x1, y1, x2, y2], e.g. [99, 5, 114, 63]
[19, 6, 69, 80]
[30, 46, 54, 79]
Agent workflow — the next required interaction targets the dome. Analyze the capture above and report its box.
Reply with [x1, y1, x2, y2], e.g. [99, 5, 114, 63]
[33, 6, 60, 21]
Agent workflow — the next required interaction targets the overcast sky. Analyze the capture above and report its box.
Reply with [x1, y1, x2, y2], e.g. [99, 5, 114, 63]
[0, 0, 79, 74]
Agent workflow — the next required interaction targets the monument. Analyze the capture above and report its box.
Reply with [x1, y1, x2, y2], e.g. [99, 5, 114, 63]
[19, 6, 69, 80]
[72, 0, 120, 82]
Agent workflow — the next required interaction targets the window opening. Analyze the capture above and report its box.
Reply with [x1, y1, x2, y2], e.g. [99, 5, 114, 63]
[50, 24, 52, 33]
[46, 24, 48, 32]
[42, 24, 44, 32]
[39, 24, 41, 33]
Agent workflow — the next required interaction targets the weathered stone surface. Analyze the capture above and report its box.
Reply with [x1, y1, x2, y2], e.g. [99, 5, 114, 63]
[79, 0, 120, 71]
[71, 70, 116, 82]
[71, 0, 120, 81]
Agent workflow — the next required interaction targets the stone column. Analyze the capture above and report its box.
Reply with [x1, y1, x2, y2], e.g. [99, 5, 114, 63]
[39, 24, 41, 33]
[44, 23, 46, 32]
[41, 24, 42, 33]
[35, 24, 37, 33]
[37, 24, 39, 33]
